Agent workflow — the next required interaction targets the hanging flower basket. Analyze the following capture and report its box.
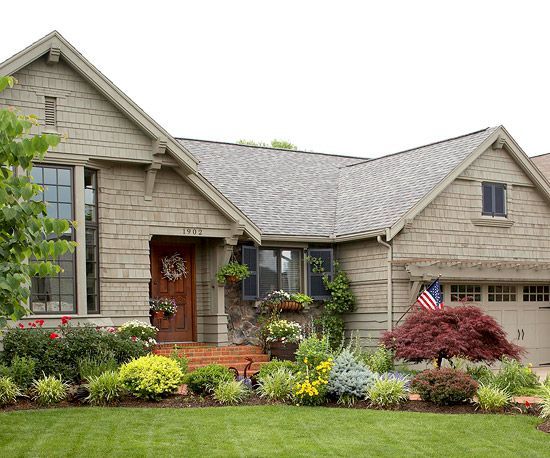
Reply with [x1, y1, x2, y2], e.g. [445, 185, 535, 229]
[225, 275, 241, 284]
[278, 300, 302, 312]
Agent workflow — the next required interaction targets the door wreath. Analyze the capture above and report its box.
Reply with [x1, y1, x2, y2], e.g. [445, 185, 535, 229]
[161, 253, 188, 281]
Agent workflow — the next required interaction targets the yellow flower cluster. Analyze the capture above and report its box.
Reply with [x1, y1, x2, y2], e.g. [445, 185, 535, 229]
[294, 358, 333, 398]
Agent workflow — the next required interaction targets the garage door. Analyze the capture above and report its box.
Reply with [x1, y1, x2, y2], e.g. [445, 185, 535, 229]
[445, 284, 550, 367]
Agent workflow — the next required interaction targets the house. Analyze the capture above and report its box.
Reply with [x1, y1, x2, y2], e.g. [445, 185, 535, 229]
[2, 32, 550, 367]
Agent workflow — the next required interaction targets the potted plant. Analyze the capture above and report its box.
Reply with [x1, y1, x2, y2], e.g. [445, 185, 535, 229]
[149, 297, 177, 319]
[216, 261, 250, 285]
[264, 318, 302, 361]
[260, 290, 313, 312]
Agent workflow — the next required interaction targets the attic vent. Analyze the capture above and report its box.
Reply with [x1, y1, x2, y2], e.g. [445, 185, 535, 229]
[44, 96, 57, 127]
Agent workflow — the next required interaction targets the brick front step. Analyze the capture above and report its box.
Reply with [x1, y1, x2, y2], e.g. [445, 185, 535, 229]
[154, 343, 269, 373]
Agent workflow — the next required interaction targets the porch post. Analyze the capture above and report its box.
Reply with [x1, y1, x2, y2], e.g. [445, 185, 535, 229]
[205, 237, 237, 346]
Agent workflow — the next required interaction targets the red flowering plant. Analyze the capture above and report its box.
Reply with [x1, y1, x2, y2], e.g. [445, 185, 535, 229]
[382, 306, 523, 368]
[2, 317, 149, 381]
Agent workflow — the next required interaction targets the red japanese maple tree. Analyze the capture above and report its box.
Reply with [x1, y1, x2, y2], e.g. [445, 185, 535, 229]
[381, 306, 523, 367]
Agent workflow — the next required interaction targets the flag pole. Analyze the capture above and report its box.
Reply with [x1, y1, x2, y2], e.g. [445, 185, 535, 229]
[394, 275, 441, 327]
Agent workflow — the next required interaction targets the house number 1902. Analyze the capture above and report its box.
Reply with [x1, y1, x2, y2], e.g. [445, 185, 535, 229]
[185, 228, 203, 235]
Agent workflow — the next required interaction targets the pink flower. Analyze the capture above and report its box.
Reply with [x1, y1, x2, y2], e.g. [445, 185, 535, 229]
[131, 336, 137, 341]
[49, 332, 60, 339]
[18, 323, 24, 329]
[525, 400, 531, 408]
[35, 319, 45, 327]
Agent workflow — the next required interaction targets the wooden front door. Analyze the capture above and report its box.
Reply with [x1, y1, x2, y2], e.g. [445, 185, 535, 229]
[150, 241, 195, 342]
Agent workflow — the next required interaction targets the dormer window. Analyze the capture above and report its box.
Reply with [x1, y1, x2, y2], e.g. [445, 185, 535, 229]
[482, 182, 506, 217]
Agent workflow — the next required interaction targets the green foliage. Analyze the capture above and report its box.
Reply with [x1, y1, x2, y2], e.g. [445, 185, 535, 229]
[327, 349, 375, 404]
[0, 364, 10, 378]
[465, 364, 494, 382]
[236, 139, 297, 150]
[119, 355, 184, 401]
[216, 261, 250, 284]
[316, 312, 345, 350]
[32, 375, 68, 405]
[322, 262, 355, 314]
[0, 376, 21, 406]
[258, 359, 299, 381]
[290, 293, 313, 306]
[257, 367, 296, 402]
[411, 369, 478, 405]
[295, 336, 332, 368]
[8, 355, 35, 390]
[2, 323, 148, 381]
[213, 380, 249, 405]
[169, 346, 189, 374]
[363, 346, 395, 374]
[540, 387, 550, 419]
[86, 371, 125, 406]
[475, 384, 511, 412]
[184, 364, 233, 395]
[367, 376, 408, 408]
[0, 77, 75, 325]
[488, 358, 539, 396]
[78, 355, 118, 382]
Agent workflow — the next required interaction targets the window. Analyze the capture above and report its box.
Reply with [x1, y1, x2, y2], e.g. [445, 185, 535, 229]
[258, 248, 302, 298]
[523, 285, 550, 302]
[488, 285, 516, 302]
[450, 284, 481, 302]
[44, 96, 57, 127]
[482, 182, 506, 217]
[85, 169, 99, 313]
[307, 248, 334, 300]
[30, 165, 76, 313]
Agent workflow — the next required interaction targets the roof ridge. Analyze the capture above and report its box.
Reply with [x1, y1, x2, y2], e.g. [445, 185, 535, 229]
[177, 137, 366, 161]
[342, 127, 495, 169]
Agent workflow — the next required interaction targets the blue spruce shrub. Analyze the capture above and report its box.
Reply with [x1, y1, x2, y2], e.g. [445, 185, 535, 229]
[328, 349, 376, 405]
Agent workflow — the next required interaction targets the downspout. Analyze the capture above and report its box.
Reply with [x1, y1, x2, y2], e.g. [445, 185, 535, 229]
[377, 235, 393, 331]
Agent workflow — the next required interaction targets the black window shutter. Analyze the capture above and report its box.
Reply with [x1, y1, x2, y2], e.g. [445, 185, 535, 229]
[242, 245, 258, 300]
[308, 248, 333, 300]
[482, 182, 493, 214]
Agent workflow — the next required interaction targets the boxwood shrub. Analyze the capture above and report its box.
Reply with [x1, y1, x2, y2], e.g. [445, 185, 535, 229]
[411, 368, 478, 405]
[184, 364, 233, 395]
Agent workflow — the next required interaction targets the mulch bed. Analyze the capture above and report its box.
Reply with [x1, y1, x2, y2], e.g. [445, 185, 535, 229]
[537, 421, 550, 433]
[0, 393, 542, 418]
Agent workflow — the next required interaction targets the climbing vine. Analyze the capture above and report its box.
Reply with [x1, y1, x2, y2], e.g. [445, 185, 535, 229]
[306, 257, 356, 349]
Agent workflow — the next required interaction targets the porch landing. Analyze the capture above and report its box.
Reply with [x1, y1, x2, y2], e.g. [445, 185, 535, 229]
[154, 343, 270, 373]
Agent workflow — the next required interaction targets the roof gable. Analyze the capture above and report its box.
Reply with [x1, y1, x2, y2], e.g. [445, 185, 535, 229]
[0, 31, 261, 243]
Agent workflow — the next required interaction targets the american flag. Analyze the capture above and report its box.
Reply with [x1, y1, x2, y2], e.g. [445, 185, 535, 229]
[417, 279, 444, 311]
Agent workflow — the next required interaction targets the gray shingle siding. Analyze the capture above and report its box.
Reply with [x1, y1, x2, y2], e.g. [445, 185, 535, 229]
[179, 128, 498, 238]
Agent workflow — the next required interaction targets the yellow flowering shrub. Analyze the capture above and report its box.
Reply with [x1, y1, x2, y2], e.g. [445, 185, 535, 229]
[294, 357, 333, 405]
[119, 354, 184, 400]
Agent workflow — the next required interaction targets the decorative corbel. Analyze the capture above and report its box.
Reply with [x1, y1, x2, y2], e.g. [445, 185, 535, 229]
[492, 135, 506, 151]
[144, 139, 168, 201]
[47, 46, 61, 65]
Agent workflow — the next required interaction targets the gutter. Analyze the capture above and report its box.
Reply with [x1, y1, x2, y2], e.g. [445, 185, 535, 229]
[377, 234, 393, 331]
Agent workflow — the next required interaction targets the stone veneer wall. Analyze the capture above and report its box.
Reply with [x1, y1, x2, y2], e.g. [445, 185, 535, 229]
[224, 245, 323, 345]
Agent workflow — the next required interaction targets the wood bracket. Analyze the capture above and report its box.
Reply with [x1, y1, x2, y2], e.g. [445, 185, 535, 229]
[144, 139, 168, 201]
[47, 46, 61, 65]
[492, 135, 506, 151]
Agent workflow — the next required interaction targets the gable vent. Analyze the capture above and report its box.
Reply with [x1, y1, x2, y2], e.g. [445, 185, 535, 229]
[44, 96, 57, 127]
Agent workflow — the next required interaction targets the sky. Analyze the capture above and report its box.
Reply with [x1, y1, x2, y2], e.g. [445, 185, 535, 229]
[2, 0, 550, 158]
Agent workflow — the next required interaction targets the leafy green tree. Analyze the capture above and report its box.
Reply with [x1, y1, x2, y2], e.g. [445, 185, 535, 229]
[236, 139, 297, 150]
[0, 76, 75, 326]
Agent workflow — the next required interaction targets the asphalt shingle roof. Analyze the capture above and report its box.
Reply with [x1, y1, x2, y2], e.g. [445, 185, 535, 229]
[178, 127, 498, 238]
[179, 140, 362, 236]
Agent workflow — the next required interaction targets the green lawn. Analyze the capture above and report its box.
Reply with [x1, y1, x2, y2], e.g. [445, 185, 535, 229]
[0, 406, 547, 457]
